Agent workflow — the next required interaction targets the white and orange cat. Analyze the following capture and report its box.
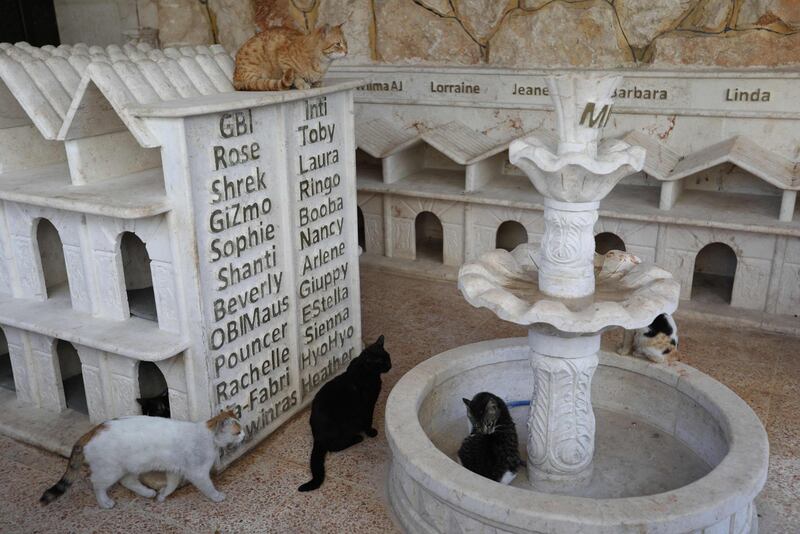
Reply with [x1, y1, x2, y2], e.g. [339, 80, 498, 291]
[40, 410, 243, 509]
[233, 23, 347, 91]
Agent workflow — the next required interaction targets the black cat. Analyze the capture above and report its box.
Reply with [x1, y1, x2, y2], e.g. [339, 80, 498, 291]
[298, 335, 391, 492]
[136, 390, 170, 418]
[458, 392, 523, 484]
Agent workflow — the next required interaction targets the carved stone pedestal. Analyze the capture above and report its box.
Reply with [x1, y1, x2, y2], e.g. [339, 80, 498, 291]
[538, 199, 599, 299]
[527, 328, 599, 491]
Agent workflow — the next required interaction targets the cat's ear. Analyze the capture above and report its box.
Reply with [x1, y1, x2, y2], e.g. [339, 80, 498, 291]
[376, 335, 385, 346]
[317, 23, 331, 35]
[462, 398, 471, 408]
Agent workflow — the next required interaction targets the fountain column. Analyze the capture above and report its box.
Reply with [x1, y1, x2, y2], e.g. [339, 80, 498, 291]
[530, 198, 601, 487]
[538, 199, 599, 299]
[527, 329, 599, 488]
[507, 74, 646, 490]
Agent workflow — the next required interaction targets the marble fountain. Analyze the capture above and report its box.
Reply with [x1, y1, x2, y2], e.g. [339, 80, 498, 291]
[384, 75, 769, 533]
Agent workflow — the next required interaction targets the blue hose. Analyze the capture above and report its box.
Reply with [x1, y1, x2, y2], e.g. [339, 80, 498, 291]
[505, 400, 531, 408]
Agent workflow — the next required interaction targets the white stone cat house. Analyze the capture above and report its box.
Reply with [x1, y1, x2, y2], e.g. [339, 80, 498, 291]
[0, 41, 364, 461]
[355, 119, 531, 264]
[0, 41, 237, 431]
[353, 116, 800, 332]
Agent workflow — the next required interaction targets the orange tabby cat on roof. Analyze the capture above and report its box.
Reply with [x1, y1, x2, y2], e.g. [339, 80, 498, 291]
[233, 24, 347, 91]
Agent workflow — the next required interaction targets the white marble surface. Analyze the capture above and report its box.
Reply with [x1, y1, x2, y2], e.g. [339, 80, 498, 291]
[0, 38, 364, 461]
[458, 239, 678, 332]
[386, 339, 768, 533]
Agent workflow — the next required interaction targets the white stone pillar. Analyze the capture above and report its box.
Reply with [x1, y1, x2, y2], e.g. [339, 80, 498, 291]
[105, 353, 140, 419]
[527, 328, 599, 490]
[28, 333, 65, 412]
[538, 199, 599, 299]
[2, 327, 37, 405]
[75, 346, 108, 423]
[780, 190, 797, 222]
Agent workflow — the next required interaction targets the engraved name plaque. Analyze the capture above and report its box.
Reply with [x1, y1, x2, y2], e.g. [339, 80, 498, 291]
[131, 82, 362, 464]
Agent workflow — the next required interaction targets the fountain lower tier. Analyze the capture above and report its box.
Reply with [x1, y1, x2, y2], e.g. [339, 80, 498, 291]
[386, 338, 767, 534]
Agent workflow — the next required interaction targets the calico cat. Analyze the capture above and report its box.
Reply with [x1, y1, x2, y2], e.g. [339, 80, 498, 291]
[620, 313, 679, 363]
[298, 335, 391, 492]
[40, 410, 243, 509]
[458, 392, 523, 484]
[233, 23, 347, 91]
[136, 390, 170, 418]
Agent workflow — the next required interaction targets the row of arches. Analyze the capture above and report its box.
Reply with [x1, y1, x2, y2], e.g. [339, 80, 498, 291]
[35, 219, 157, 321]
[355, 209, 531, 259]
[355, 208, 739, 305]
[0, 325, 171, 417]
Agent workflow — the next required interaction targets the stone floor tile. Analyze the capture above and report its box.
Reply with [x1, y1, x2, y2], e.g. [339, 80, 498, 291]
[137, 460, 305, 533]
[766, 394, 800, 457]
[756, 454, 800, 534]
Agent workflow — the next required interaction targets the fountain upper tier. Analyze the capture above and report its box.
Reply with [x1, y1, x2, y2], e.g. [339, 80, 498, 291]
[476, 74, 677, 304]
[459, 245, 679, 333]
[509, 74, 645, 204]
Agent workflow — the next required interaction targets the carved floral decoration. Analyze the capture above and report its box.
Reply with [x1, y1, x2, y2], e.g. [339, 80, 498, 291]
[529, 356, 596, 474]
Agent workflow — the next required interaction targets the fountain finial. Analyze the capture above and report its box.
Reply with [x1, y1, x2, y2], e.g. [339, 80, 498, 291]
[509, 73, 645, 204]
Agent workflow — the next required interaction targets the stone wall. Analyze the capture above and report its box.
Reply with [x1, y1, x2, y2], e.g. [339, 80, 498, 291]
[249, 0, 800, 67]
[59, 1, 798, 67]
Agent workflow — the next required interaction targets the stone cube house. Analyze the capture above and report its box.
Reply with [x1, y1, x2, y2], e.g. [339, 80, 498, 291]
[0, 41, 361, 459]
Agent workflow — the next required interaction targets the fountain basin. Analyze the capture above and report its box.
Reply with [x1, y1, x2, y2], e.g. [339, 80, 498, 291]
[386, 338, 767, 533]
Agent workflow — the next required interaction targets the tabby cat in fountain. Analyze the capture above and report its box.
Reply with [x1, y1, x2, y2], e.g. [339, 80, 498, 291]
[458, 392, 524, 484]
[234, 24, 347, 91]
[40, 410, 243, 509]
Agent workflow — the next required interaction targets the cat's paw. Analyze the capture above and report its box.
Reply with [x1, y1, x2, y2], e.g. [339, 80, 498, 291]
[97, 496, 115, 509]
[294, 78, 310, 90]
[156, 491, 169, 502]
[365, 428, 378, 438]
[209, 491, 226, 503]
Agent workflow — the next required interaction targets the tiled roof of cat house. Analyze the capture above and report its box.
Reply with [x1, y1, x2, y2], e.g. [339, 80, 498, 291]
[356, 119, 525, 164]
[353, 116, 800, 222]
[625, 130, 799, 189]
[0, 42, 235, 147]
[354, 119, 536, 190]
[624, 130, 800, 221]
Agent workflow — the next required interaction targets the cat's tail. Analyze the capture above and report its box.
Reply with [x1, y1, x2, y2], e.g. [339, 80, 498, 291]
[39, 443, 85, 505]
[298, 441, 327, 492]
[234, 68, 294, 91]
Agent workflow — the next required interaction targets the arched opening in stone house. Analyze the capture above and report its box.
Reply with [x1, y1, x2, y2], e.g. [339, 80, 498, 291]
[0, 328, 14, 394]
[137, 361, 170, 418]
[357, 206, 366, 252]
[691, 242, 737, 305]
[595, 232, 626, 254]
[495, 221, 528, 252]
[36, 219, 70, 302]
[56, 340, 87, 414]
[121, 232, 157, 321]
[415, 211, 444, 263]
